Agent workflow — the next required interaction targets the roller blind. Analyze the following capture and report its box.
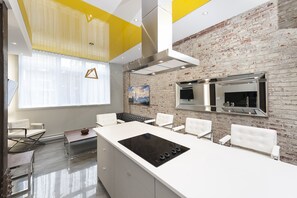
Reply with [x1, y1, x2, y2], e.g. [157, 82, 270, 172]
[19, 50, 110, 108]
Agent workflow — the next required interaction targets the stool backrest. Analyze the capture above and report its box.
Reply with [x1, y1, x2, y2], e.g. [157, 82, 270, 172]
[156, 113, 174, 127]
[185, 118, 212, 137]
[231, 124, 277, 155]
[96, 113, 117, 126]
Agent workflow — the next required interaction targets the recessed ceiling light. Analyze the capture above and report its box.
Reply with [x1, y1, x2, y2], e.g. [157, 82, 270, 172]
[151, 72, 156, 75]
[134, 18, 138, 22]
[202, 11, 208, 15]
[181, 66, 186, 69]
[159, 60, 164, 63]
[11, 42, 17, 45]
[89, 14, 93, 18]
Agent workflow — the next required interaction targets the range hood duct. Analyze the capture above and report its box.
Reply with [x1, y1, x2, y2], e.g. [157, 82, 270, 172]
[124, 0, 199, 75]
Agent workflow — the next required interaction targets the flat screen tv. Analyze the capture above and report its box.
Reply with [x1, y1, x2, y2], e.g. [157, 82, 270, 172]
[225, 91, 257, 107]
[180, 89, 194, 100]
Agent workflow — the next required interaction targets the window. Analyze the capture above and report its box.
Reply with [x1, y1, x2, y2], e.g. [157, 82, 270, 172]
[19, 50, 110, 108]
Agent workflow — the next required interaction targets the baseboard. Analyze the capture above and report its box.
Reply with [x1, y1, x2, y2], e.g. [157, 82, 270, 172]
[41, 134, 64, 142]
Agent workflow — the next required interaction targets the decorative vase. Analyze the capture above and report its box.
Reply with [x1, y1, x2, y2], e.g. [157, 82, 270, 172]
[81, 128, 89, 135]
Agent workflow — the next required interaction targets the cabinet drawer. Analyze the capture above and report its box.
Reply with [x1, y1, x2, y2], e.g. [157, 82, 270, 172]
[97, 135, 114, 197]
[98, 163, 114, 197]
[98, 136, 112, 163]
[114, 149, 154, 198]
[155, 180, 180, 198]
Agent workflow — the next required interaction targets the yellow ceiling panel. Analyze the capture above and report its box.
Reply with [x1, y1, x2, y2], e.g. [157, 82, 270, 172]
[19, 0, 209, 62]
[17, 0, 32, 42]
[173, 0, 210, 22]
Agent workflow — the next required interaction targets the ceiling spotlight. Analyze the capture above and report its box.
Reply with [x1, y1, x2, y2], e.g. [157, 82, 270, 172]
[181, 66, 186, 69]
[159, 60, 164, 63]
[134, 18, 138, 22]
[151, 72, 156, 75]
[11, 42, 17, 45]
[202, 11, 208, 15]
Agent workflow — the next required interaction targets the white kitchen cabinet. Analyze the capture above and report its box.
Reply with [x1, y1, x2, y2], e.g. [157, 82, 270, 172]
[97, 135, 114, 197]
[98, 132, 179, 198]
[114, 148, 155, 198]
[155, 180, 180, 198]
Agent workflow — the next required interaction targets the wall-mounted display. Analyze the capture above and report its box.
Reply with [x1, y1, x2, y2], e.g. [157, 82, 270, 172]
[128, 85, 150, 106]
[176, 73, 267, 117]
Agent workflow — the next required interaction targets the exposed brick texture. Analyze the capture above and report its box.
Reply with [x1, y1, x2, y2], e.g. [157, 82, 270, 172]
[278, 0, 297, 29]
[124, 1, 297, 165]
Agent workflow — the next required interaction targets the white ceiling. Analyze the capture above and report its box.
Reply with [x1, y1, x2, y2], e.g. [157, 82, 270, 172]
[7, 0, 270, 63]
[109, 0, 270, 65]
[7, 0, 32, 56]
[8, 10, 31, 56]
[83, 0, 142, 26]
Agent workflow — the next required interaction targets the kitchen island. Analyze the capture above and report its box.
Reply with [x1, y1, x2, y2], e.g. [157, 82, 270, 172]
[94, 121, 297, 198]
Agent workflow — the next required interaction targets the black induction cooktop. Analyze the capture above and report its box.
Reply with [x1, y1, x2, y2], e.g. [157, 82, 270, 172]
[118, 133, 190, 167]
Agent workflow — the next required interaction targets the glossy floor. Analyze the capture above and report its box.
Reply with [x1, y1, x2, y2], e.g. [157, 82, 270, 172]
[11, 140, 109, 198]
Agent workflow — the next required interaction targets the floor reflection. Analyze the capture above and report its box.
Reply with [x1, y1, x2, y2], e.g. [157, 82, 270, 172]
[11, 140, 109, 198]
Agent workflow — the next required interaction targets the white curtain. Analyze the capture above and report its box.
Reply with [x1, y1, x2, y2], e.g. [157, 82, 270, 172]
[19, 50, 110, 108]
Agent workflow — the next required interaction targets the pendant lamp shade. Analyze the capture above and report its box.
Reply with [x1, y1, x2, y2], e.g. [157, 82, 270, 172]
[85, 68, 98, 79]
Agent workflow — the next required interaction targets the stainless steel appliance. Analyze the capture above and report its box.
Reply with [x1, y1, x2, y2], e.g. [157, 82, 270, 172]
[124, 0, 199, 75]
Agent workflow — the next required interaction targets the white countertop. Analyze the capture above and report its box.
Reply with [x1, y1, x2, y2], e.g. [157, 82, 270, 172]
[94, 121, 297, 198]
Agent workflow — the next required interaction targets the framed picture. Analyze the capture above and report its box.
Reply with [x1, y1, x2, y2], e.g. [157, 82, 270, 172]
[128, 85, 150, 106]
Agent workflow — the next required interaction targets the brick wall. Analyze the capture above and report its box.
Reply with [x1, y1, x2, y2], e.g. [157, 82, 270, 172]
[278, 0, 297, 29]
[123, 1, 297, 164]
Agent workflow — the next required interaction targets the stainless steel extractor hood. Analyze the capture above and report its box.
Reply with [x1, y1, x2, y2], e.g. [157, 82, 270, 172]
[124, 0, 199, 75]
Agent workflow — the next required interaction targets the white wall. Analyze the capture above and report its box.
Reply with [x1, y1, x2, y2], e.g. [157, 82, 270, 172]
[8, 55, 123, 137]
